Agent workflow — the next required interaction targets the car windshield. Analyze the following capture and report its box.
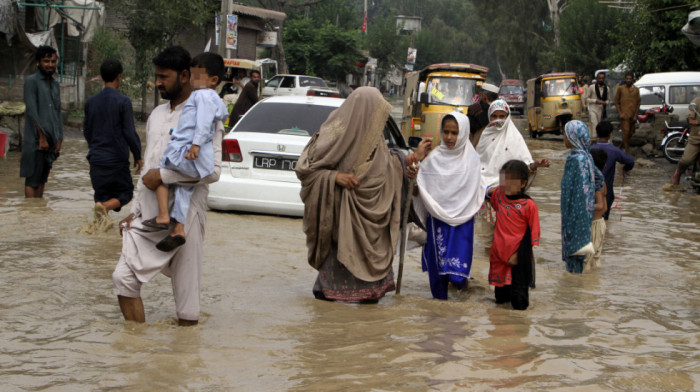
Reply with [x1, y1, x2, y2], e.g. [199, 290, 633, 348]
[299, 76, 328, 88]
[425, 77, 477, 106]
[499, 85, 523, 95]
[233, 102, 336, 136]
[542, 78, 578, 97]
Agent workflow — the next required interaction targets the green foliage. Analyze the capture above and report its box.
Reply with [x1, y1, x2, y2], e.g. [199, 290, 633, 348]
[551, 0, 624, 76]
[364, 16, 409, 74]
[284, 17, 362, 81]
[610, 0, 700, 74]
[87, 26, 139, 97]
[111, 0, 216, 93]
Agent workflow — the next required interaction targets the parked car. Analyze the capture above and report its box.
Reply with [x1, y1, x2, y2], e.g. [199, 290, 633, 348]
[207, 96, 409, 217]
[635, 71, 700, 121]
[262, 74, 340, 98]
[498, 79, 525, 114]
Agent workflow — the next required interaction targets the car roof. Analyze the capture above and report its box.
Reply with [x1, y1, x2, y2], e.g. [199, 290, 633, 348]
[258, 95, 344, 107]
[635, 72, 700, 85]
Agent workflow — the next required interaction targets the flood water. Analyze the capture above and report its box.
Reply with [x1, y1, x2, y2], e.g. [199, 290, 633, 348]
[1, 116, 699, 391]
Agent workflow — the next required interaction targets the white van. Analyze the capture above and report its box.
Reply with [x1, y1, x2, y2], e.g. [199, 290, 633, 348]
[635, 72, 700, 120]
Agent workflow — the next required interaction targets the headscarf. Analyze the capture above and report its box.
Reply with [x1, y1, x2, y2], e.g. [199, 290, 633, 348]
[414, 112, 487, 226]
[476, 100, 533, 187]
[295, 87, 403, 281]
[560, 120, 604, 259]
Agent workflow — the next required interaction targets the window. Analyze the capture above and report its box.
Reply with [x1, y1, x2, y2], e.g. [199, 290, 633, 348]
[639, 86, 665, 105]
[499, 85, 523, 95]
[265, 76, 282, 88]
[669, 85, 700, 105]
[542, 78, 577, 97]
[234, 102, 336, 136]
[280, 77, 296, 88]
[299, 77, 328, 88]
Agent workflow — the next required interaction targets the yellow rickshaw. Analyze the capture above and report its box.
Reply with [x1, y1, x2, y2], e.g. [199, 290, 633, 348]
[526, 72, 583, 138]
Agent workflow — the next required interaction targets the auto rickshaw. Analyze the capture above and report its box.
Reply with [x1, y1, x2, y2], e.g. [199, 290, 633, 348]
[526, 72, 583, 138]
[402, 63, 488, 144]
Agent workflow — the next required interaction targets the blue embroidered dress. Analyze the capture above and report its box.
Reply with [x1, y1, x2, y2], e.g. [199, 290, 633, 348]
[421, 216, 474, 299]
[159, 88, 228, 224]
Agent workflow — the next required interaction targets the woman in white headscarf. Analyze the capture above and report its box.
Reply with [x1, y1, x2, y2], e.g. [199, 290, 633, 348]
[413, 112, 487, 300]
[476, 99, 550, 222]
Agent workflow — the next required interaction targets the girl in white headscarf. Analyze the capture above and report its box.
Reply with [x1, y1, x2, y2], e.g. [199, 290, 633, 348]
[476, 100, 550, 222]
[413, 112, 487, 300]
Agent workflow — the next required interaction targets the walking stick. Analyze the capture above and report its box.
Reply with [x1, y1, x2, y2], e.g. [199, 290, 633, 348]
[396, 178, 416, 295]
[612, 175, 626, 221]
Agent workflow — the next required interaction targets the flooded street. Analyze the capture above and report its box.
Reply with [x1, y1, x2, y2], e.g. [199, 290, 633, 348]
[1, 113, 699, 391]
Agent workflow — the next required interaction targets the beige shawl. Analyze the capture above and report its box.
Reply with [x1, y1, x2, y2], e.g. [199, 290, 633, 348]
[295, 87, 403, 282]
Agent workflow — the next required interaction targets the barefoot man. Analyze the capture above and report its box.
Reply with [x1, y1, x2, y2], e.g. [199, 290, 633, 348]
[112, 46, 224, 326]
[84, 59, 142, 216]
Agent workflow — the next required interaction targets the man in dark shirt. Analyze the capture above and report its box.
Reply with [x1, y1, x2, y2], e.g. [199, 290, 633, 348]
[227, 69, 260, 127]
[83, 59, 143, 215]
[21, 45, 63, 198]
[590, 121, 634, 220]
[468, 82, 499, 147]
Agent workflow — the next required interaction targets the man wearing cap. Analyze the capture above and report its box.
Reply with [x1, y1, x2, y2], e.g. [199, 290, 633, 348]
[468, 83, 500, 147]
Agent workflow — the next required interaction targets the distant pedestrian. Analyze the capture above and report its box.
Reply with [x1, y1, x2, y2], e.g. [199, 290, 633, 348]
[468, 82, 499, 146]
[84, 59, 143, 216]
[561, 121, 604, 274]
[228, 69, 260, 127]
[20, 45, 63, 198]
[590, 121, 634, 219]
[614, 72, 641, 154]
[586, 148, 608, 271]
[413, 112, 486, 300]
[584, 72, 610, 135]
[142, 52, 228, 252]
[486, 160, 540, 310]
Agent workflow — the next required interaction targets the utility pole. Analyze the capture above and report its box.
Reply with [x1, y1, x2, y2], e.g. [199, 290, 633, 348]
[219, 0, 231, 58]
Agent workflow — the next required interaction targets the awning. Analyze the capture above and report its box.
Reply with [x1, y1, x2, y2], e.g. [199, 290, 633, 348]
[231, 4, 286, 21]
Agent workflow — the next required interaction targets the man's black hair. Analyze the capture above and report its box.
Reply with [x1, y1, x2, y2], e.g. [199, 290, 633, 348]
[35, 45, 57, 61]
[500, 160, 530, 193]
[100, 59, 123, 83]
[591, 148, 608, 171]
[152, 45, 191, 73]
[484, 91, 499, 102]
[596, 121, 613, 138]
[191, 52, 225, 84]
[625, 71, 634, 78]
[250, 70, 261, 77]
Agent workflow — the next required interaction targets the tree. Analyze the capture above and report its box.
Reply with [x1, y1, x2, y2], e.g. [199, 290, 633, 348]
[546, 0, 571, 48]
[611, 0, 700, 74]
[252, 0, 327, 74]
[111, 0, 216, 118]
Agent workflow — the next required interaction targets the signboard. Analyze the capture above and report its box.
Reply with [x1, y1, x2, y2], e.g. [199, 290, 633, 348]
[407, 47, 417, 65]
[257, 31, 278, 47]
[226, 15, 238, 50]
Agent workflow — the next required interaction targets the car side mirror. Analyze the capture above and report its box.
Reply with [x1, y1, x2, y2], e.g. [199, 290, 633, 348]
[419, 92, 429, 106]
[408, 136, 423, 148]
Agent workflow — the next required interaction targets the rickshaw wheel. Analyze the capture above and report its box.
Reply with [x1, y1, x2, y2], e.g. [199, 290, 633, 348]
[528, 123, 537, 139]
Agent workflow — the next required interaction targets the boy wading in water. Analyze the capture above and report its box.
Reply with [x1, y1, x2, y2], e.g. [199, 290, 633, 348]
[142, 53, 228, 251]
[586, 149, 608, 271]
[486, 160, 540, 310]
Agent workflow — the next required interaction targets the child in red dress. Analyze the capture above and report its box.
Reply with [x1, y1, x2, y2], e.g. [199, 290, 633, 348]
[486, 160, 541, 310]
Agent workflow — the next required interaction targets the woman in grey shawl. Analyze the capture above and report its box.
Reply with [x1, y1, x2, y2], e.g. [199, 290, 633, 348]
[296, 87, 426, 302]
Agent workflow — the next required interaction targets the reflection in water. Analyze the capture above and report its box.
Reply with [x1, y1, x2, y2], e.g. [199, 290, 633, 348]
[0, 124, 698, 390]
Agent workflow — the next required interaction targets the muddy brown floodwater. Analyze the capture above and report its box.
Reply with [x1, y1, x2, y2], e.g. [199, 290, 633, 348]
[1, 115, 698, 391]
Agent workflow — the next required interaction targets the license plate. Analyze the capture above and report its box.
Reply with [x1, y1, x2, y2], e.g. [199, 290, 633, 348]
[253, 155, 297, 171]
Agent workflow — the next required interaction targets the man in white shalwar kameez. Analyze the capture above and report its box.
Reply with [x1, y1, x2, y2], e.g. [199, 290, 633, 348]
[112, 46, 223, 326]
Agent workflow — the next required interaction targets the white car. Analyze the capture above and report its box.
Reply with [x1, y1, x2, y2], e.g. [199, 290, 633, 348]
[262, 74, 340, 98]
[207, 96, 410, 217]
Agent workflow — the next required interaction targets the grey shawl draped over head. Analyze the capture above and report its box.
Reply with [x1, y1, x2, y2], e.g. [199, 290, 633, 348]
[295, 87, 403, 282]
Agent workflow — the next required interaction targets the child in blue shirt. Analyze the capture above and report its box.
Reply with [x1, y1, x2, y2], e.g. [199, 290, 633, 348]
[143, 52, 228, 251]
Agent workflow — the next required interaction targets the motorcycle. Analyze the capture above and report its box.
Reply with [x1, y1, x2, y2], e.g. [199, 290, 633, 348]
[661, 121, 689, 163]
[637, 103, 673, 123]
